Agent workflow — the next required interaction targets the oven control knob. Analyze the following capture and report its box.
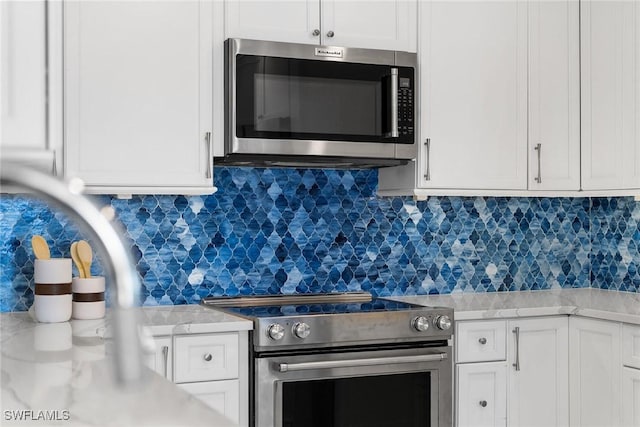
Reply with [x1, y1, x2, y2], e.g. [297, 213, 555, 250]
[412, 316, 430, 332]
[293, 322, 311, 339]
[435, 315, 452, 331]
[267, 323, 285, 340]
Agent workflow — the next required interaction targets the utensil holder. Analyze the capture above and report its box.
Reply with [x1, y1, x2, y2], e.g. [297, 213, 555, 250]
[72, 276, 105, 320]
[34, 259, 72, 323]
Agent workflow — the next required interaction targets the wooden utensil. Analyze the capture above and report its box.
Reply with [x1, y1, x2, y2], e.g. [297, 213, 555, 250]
[70, 242, 86, 278]
[31, 235, 50, 260]
[76, 240, 93, 278]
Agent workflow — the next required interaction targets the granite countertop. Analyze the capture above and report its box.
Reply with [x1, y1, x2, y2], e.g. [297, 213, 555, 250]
[390, 288, 640, 325]
[0, 305, 252, 426]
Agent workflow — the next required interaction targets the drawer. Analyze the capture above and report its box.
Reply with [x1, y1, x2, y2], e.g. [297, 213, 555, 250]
[177, 380, 240, 425]
[456, 320, 507, 363]
[623, 324, 640, 369]
[174, 333, 239, 383]
[456, 362, 507, 427]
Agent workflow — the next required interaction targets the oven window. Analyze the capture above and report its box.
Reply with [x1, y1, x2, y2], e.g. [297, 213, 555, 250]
[282, 372, 430, 427]
[235, 55, 414, 144]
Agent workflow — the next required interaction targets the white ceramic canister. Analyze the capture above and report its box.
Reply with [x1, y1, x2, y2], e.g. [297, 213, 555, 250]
[72, 277, 105, 320]
[33, 259, 72, 323]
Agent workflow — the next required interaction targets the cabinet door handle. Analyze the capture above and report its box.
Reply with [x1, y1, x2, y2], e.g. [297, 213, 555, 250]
[534, 143, 542, 184]
[312, 29, 320, 36]
[203, 353, 213, 362]
[161, 345, 169, 378]
[479, 400, 488, 408]
[326, 30, 334, 38]
[205, 132, 212, 179]
[423, 138, 431, 181]
[512, 327, 520, 371]
[52, 151, 58, 176]
[478, 337, 487, 345]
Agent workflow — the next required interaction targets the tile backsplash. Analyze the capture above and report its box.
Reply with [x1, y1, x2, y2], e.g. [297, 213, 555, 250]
[1, 167, 638, 311]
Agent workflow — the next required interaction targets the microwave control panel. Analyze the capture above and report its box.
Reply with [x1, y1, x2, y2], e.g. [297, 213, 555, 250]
[398, 77, 414, 138]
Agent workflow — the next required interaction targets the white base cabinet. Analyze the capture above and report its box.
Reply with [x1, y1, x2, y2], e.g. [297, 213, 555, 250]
[144, 331, 248, 427]
[178, 380, 240, 425]
[457, 362, 507, 427]
[455, 317, 569, 427]
[569, 317, 622, 427]
[145, 335, 173, 382]
[623, 367, 640, 427]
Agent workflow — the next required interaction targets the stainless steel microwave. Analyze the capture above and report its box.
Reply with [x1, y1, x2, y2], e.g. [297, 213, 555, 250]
[220, 38, 417, 168]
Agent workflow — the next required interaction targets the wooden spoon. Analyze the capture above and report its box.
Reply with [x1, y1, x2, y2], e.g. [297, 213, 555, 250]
[31, 235, 50, 260]
[70, 242, 86, 278]
[76, 240, 93, 278]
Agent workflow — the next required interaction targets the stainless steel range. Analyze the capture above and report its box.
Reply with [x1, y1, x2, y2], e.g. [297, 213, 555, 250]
[202, 292, 454, 427]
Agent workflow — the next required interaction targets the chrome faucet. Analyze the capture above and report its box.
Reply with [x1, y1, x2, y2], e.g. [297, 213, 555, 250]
[1, 162, 143, 385]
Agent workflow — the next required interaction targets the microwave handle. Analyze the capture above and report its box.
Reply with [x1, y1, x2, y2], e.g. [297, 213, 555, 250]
[389, 68, 399, 138]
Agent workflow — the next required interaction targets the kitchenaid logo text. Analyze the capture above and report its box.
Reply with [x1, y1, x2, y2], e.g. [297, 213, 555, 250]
[4, 410, 70, 422]
[315, 47, 343, 58]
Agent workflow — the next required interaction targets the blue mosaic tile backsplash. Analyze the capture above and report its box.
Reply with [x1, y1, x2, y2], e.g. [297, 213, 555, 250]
[1, 167, 638, 311]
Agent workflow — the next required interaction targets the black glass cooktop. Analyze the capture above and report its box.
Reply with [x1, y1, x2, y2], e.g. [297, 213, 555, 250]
[223, 298, 424, 318]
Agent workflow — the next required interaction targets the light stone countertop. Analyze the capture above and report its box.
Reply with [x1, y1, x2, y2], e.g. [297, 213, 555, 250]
[389, 288, 640, 325]
[0, 305, 252, 427]
[137, 304, 253, 336]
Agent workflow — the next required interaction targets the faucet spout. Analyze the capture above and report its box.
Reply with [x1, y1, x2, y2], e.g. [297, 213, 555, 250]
[1, 162, 143, 385]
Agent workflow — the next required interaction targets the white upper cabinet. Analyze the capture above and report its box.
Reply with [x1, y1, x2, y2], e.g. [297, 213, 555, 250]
[224, 0, 417, 52]
[378, 0, 583, 196]
[64, 1, 220, 193]
[581, 0, 640, 190]
[0, 0, 62, 174]
[320, 0, 416, 51]
[225, 0, 321, 46]
[418, 0, 528, 190]
[528, 0, 580, 191]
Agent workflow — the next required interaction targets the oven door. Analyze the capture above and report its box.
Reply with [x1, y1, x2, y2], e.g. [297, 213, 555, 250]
[226, 39, 416, 161]
[254, 345, 452, 427]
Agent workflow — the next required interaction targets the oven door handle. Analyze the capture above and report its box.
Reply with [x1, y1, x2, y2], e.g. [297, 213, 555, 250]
[277, 353, 448, 373]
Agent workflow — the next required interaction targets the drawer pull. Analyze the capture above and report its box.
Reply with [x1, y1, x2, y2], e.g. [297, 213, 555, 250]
[203, 353, 213, 362]
[478, 337, 487, 345]
[479, 400, 488, 408]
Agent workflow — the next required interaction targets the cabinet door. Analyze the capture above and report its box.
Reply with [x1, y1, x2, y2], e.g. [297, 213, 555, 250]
[527, 0, 580, 191]
[0, 0, 53, 171]
[508, 317, 569, 427]
[581, 0, 640, 190]
[419, 1, 527, 190]
[225, 0, 321, 45]
[623, 367, 640, 427]
[623, 324, 640, 369]
[569, 317, 621, 427]
[64, 1, 214, 188]
[177, 380, 240, 425]
[456, 362, 507, 427]
[321, 0, 416, 52]
[144, 336, 172, 381]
